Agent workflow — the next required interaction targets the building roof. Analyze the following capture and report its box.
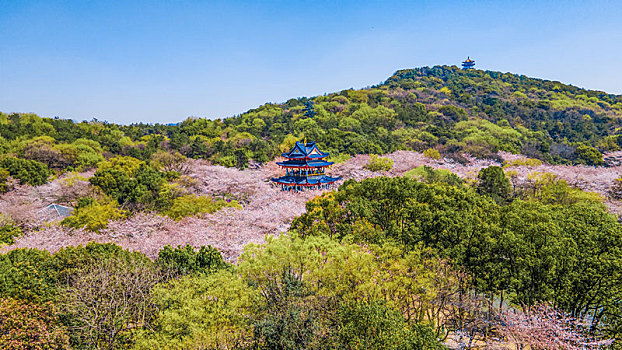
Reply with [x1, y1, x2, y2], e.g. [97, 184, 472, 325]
[281, 141, 329, 159]
[276, 159, 334, 168]
[45, 204, 73, 218]
[271, 175, 341, 186]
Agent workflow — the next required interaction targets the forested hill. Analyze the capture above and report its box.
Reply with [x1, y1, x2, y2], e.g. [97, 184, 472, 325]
[2, 65, 622, 177]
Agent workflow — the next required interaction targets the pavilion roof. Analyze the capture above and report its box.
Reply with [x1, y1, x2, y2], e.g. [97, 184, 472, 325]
[276, 159, 334, 168]
[281, 141, 329, 159]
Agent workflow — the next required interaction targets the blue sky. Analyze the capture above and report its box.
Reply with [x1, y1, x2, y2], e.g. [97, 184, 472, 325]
[1, 0, 621, 124]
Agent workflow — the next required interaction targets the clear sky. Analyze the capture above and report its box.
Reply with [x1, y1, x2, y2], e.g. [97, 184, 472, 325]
[1, 0, 621, 124]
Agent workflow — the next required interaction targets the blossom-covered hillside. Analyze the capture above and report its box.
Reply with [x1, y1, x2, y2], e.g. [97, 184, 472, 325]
[4, 150, 622, 261]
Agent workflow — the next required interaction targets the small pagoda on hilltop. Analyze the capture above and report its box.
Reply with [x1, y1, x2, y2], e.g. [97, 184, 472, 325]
[462, 57, 475, 70]
[271, 140, 340, 192]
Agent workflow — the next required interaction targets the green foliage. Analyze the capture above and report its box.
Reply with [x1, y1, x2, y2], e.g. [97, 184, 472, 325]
[134, 270, 259, 350]
[503, 157, 543, 167]
[96, 155, 143, 176]
[90, 159, 166, 209]
[0, 243, 162, 349]
[156, 244, 228, 278]
[477, 166, 513, 204]
[575, 144, 604, 166]
[251, 268, 324, 349]
[235, 149, 249, 170]
[141, 234, 454, 349]
[150, 150, 187, 173]
[0, 168, 9, 193]
[0, 249, 57, 303]
[365, 154, 394, 172]
[0, 157, 51, 186]
[327, 152, 351, 164]
[0, 242, 150, 304]
[0, 298, 70, 349]
[240, 235, 458, 340]
[164, 195, 240, 220]
[337, 301, 444, 350]
[292, 176, 622, 338]
[423, 148, 441, 160]
[61, 200, 124, 231]
[405, 165, 464, 186]
[0, 225, 22, 245]
[524, 172, 604, 207]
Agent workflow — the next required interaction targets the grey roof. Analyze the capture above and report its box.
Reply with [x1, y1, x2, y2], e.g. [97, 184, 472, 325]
[45, 204, 73, 218]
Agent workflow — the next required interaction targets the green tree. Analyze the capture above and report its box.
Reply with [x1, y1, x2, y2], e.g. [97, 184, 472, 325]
[156, 244, 228, 279]
[337, 301, 444, 350]
[235, 149, 248, 170]
[0, 157, 51, 186]
[575, 144, 604, 166]
[0, 168, 9, 193]
[477, 166, 512, 204]
[134, 270, 259, 350]
[89, 160, 165, 209]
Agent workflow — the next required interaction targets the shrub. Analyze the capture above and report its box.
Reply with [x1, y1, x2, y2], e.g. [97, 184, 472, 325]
[503, 158, 543, 167]
[165, 195, 240, 220]
[575, 144, 604, 166]
[405, 166, 463, 186]
[61, 200, 124, 231]
[327, 153, 351, 164]
[157, 244, 228, 278]
[0, 225, 22, 245]
[150, 150, 188, 174]
[0, 168, 9, 193]
[365, 154, 394, 172]
[213, 155, 236, 167]
[423, 148, 441, 160]
[0, 157, 51, 186]
[96, 155, 143, 176]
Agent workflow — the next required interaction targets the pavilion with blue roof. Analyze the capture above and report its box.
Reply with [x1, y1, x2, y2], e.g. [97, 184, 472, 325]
[271, 140, 340, 192]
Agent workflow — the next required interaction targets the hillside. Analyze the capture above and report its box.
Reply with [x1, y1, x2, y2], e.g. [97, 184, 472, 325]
[3, 65, 622, 260]
[1, 66, 621, 175]
[4, 150, 622, 262]
[2, 67, 622, 349]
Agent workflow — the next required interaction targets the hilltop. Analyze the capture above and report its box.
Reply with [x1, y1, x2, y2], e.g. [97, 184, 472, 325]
[1, 66, 621, 175]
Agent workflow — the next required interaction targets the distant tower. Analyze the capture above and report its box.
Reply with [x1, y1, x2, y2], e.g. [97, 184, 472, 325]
[462, 57, 475, 70]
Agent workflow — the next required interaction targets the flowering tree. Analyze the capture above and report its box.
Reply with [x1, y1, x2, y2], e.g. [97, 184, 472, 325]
[497, 304, 612, 350]
[0, 298, 70, 349]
